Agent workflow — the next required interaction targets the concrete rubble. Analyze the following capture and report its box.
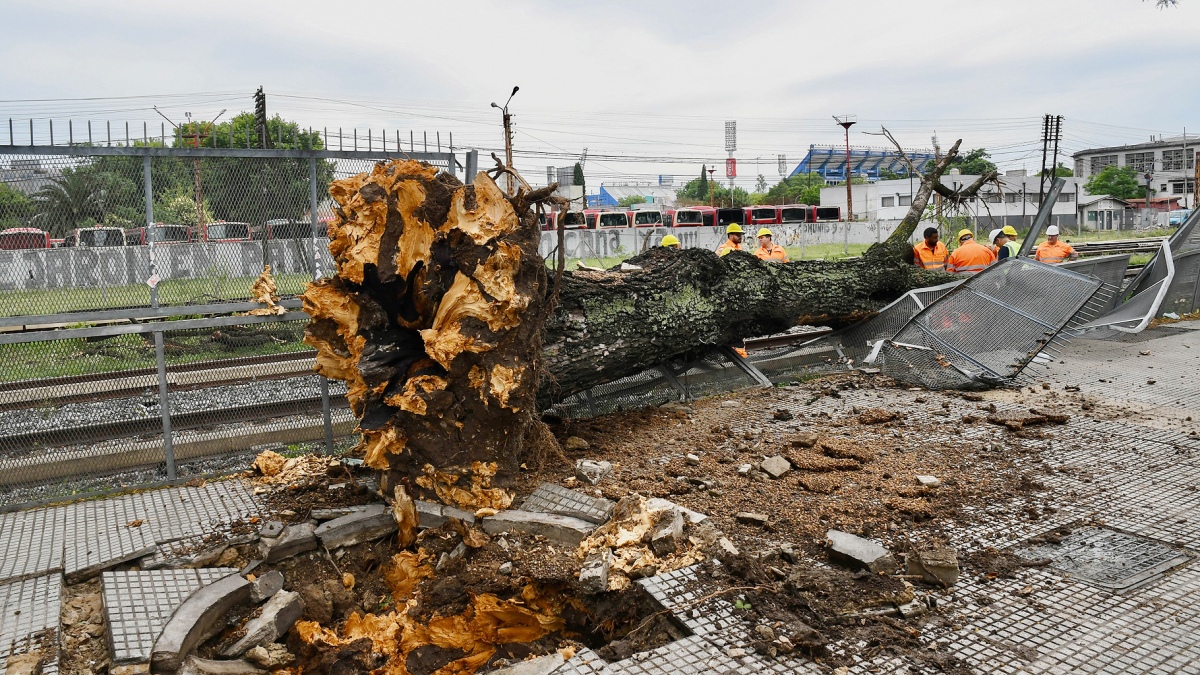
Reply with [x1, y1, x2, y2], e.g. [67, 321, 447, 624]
[260, 523, 316, 564]
[222, 590, 304, 657]
[825, 530, 898, 574]
[314, 503, 397, 549]
[574, 459, 612, 485]
[906, 547, 959, 587]
[760, 455, 791, 478]
[480, 510, 595, 546]
[579, 548, 612, 594]
[650, 507, 684, 556]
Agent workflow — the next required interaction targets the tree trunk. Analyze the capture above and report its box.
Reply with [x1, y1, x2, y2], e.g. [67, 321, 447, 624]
[304, 158, 958, 497]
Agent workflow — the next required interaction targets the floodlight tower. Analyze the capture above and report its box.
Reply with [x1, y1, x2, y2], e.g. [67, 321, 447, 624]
[725, 121, 737, 206]
[834, 115, 857, 221]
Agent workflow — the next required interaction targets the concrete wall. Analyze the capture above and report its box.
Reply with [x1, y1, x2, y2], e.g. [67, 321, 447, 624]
[0, 241, 335, 291]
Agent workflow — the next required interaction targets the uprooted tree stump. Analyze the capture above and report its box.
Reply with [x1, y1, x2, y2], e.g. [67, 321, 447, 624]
[304, 142, 976, 497]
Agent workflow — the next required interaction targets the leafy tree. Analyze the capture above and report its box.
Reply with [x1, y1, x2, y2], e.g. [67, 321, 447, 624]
[755, 174, 768, 192]
[572, 162, 585, 187]
[1084, 165, 1143, 200]
[951, 148, 997, 176]
[154, 187, 213, 226]
[878, 167, 908, 181]
[758, 172, 827, 205]
[697, 166, 708, 199]
[617, 194, 650, 208]
[1040, 162, 1073, 177]
[0, 183, 33, 228]
[31, 169, 105, 235]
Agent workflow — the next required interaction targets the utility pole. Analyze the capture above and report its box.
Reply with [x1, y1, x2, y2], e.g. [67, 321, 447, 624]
[725, 121, 736, 207]
[834, 115, 856, 221]
[932, 133, 942, 229]
[254, 87, 271, 149]
[491, 86, 519, 195]
[707, 167, 716, 208]
[154, 106, 225, 233]
[1036, 115, 1061, 207]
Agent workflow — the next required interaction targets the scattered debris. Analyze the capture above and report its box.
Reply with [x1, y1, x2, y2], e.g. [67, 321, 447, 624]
[574, 459, 612, 485]
[564, 436, 590, 452]
[915, 475, 942, 488]
[906, 547, 960, 587]
[760, 455, 791, 479]
[825, 530, 898, 574]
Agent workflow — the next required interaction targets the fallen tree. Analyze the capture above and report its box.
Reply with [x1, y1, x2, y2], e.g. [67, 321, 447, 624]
[303, 138, 981, 495]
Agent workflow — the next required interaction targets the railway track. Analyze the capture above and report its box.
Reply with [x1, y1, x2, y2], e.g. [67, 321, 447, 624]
[0, 351, 318, 409]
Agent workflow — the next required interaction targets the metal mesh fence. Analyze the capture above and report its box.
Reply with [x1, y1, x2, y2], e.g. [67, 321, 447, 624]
[879, 259, 1102, 389]
[1162, 249, 1200, 316]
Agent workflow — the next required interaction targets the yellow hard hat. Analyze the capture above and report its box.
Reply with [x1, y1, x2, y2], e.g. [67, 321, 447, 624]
[957, 229, 974, 241]
[1002, 225, 1018, 237]
[756, 228, 773, 238]
[660, 234, 681, 247]
[726, 223, 744, 234]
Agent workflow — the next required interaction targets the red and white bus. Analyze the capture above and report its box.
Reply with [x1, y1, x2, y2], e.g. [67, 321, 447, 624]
[813, 206, 841, 222]
[743, 206, 780, 227]
[629, 210, 666, 227]
[125, 224, 191, 245]
[559, 212, 587, 230]
[778, 205, 811, 224]
[195, 221, 253, 242]
[0, 227, 50, 250]
[672, 206, 716, 228]
[253, 219, 327, 240]
[64, 227, 125, 247]
[589, 210, 630, 229]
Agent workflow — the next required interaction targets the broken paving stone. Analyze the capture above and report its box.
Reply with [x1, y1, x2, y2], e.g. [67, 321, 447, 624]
[650, 508, 685, 557]
[760, 455, 791, 479]
[521, 482, 614, 525]
[414, 501, 477, 530]
[825, 530, 898, 574]
[481, 511, 595, 546]
[244, 644, 293, 669]
[645, 497, 707, 524]
[685, 453, 701, 466]
[916, 475, 942, 488]
[179, 656, 265, 675]
[737, 464, 753, 476]
[574, 459, 613, 486]
[735, 512, 769, 527]
[907, 547, 959, 588]
[564, 436, 590, 452]
[897, 599, 929, 618]
[310, 506, 369, 521]
[315, 504, 397, 549]
[223, 590, 304, 657]
[498, 562, 513, 575]
[261, 523, 317, 564]
[579, 548, 612, 594]
[152, 574, 252, 674]
[791, 431, 820, 448]
[249, 570, 284, 603]
[259, 520, 284, 538]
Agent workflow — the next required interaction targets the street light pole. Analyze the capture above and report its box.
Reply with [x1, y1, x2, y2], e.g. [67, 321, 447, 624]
[491, 86, 519, 195]
[707, 168, 716, 208]
[834, 115, 857, 221]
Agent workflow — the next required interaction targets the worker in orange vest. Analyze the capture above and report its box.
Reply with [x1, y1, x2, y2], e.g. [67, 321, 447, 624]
[716, 224, 745, 256]
[754, 228, 790, 262]
[1034, 226, 1079, 264]
[912, 227, 949, 271]
[946, 229, 996, 274]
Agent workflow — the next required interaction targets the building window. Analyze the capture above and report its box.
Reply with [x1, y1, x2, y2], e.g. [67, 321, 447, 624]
[1163, 149, 1185, 171]
[1090, 155, 1117, 173]
[1028, 193, 1040, 203]
[1173, 180, 1196, 193]
[1087, 211, 1098, 221]
[985, 193, 1002, 203]
[1189, 149, 1195, 169]
[881, 196, 894, 207]
[1125, 152, 1154, 172]
[898, 195, 912, 206]
[1005, 193, 1019, 203]
[1173, 182, 1185, 194]
[1057, 193, 1074, 202]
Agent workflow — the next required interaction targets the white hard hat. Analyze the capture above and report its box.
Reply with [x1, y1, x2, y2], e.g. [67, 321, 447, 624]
[989, 228, 1002, 243]
[1045, 225, 1060, 236]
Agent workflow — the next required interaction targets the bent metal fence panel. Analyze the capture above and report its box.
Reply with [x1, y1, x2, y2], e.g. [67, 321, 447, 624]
[878, 258, 1103, 390]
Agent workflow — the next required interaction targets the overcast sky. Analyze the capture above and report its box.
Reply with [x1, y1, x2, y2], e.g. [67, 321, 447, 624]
[3, 0, 1198, 189]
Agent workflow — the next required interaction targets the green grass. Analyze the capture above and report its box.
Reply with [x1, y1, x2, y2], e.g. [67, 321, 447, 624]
[551, 243, 870, 270]
[0, 273, 314, 318]
[1050, 227, 1173, 245]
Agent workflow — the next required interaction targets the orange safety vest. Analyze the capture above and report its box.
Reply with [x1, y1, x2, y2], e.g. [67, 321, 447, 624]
[716, 240, 744, 257]
[946, 239, 996, 274]
[755, 243, 790, 262]
[913, 241, 949, 271]
[1035, 240, 1075, 264]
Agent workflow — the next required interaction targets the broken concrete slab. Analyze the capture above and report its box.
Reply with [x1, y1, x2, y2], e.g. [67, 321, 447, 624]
[260, 523, 316, 564]
[791, 431, 820, 448]
[151, 573, 252, 673]
[222, 591, 304, 657]
[825, 530, 898, 574]
[415, 501, 476, 530]
[310, 506, 369, 521]
[915, 475, 941, 488]
[314, 504, 397, 549]
[906, 547, 959, 587]
[574, 459, 613, 486]
[248, 570, 283, 603]
[650, 508, 685, 557]
[178, 656, 265, 675]
[760, 455, 791, 479]
[579, 548, 612, 595]
[735, 512, 769, 527]
[480, 511, 595, 547]
[645, 497, 707, 525]
[244, 644, 293, 669]
[258, 520, 284, 538]
[520, 483, 614, 525]
[484, 653, 564, 675]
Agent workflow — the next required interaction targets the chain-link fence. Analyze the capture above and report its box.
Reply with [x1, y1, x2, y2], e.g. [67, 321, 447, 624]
[0, 144, 469, 508]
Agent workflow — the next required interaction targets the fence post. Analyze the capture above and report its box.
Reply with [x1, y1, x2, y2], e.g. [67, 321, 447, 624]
[310, 157, 334, 455]
[145, 154, 177, 480]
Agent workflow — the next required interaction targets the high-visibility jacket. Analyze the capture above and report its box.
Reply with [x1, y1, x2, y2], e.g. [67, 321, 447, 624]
[716, 240, 744, 257]
[946, 239, 996, 274]
[1035, 240, 1075, 264]
[913, 241, 949, 271]
[755, 243, 790, 262]
[999, 240, 1019, 259]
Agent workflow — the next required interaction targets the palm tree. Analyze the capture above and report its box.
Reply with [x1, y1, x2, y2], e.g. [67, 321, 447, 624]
[33, 169, 102, 236]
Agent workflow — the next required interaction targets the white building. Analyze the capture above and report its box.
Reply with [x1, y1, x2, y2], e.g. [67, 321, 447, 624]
[819, 171, 1085, 231]
[1072, 135, 1197, 209]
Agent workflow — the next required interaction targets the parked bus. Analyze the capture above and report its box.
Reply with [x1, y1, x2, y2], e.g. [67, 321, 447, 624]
[559, 212, 587, 230]
[673, 206, 716, 228]
[743, 206, 780, 227]
[716, 208, 744, 229]
[591, 210, 630, 229]
[0, 227, 50, 250]
[125, 223, 191, 245]
[254, 219, 327, 240]
[778, 205, 811, 224]
[813, 206, 842, 222]
[537, 212, 558, 232]
[195, 221, 253, 242]
[50, 238, 64, 248]
[64, 226, 125, 247]
[629, 210, 665, 227]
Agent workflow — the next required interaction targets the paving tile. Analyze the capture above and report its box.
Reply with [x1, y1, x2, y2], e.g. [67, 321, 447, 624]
[62, 495, 156, 581]
[638, 566, 738, 638]
[101, 568, 237, 665]
[0, 573, 62, 672]
[521, 483, 614, 525]
[0, 505, 66, 583]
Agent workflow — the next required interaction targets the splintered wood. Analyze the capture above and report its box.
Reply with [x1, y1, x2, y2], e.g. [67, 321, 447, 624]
[302, 160, 548, 503]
